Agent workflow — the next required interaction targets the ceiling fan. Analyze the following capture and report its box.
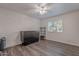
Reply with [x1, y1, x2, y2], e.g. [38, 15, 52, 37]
[34, 3, 53, 15]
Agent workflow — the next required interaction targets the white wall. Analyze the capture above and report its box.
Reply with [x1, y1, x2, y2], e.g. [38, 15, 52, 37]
[1, 7, 79, 48]
[41, 11, 79, 46]
[0, 8, 40, 48]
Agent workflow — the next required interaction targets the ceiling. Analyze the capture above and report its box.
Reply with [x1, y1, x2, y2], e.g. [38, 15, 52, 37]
[0, 3, 79, 19]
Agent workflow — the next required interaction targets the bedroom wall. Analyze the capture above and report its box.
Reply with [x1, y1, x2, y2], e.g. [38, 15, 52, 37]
[40, 11, 79, 46]
[0, 8, 40, 48]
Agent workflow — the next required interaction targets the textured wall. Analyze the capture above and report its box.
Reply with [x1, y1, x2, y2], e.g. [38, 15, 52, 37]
[41, 11, 79, 46]
[0, 8, 40, 48]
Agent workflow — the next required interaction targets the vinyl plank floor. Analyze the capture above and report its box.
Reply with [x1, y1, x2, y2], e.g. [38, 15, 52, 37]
[1, 40, 79, 56]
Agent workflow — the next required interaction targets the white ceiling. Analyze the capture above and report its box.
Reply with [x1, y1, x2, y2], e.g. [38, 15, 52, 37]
[0, 3, 79, 19]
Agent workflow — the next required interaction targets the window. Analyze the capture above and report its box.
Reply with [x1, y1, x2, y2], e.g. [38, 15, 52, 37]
[48, 20, 63, 32]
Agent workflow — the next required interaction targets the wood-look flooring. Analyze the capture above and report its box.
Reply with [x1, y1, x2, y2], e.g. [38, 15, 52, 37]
[1, 40, 79, 56]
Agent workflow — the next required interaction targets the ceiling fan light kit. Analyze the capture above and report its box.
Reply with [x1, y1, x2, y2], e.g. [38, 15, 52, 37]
[35, 3, 49, 15]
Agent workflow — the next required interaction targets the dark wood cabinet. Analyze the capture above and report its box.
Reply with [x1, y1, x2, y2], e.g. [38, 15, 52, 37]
[20, 31, 39, 46]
